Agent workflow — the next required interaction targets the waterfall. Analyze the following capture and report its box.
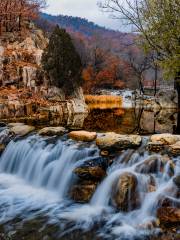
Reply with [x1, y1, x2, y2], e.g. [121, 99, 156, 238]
[0, 135, 97, 199]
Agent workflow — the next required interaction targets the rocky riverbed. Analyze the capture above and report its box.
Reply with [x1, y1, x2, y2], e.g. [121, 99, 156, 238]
[0, 123, 179, 240]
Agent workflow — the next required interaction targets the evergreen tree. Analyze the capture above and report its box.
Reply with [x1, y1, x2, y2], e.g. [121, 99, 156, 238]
[42, 25, 83, 94]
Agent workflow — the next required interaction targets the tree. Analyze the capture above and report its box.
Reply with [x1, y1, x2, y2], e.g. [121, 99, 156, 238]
[100, 0, 180, 100]
[42, 25, 83, 95]
[0, 0, 46, 34]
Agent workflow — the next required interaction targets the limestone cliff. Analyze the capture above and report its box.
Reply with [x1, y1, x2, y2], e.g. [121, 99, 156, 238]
[0, 25, 87, 121]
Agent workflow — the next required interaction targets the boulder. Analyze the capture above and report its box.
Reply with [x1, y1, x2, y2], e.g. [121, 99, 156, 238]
[169, 141, 180, 156]
[69, 131, 97, 142]
[150, 134, 180, 145]
[0, 128, 14, 145]
[39, 127, 67, 136]
[112, 172, 140, 211]
[74, 157, 107, 181]
[70, 181, 97, 202]
[157, 207, 180, 226]
[8, 122, 25, 128]
[135, 155, 174, 175]
[10, 125, 35, 136]
[0, 122, 6, 127]
[96, 133, 141, 151]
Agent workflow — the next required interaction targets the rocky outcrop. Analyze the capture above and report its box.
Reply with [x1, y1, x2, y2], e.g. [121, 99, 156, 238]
[39, 127, 67, 136]
[96, 133, 141, 152]
[69, 131, 97, 142]
[112, 172, 140, 211]
[0, 26, 87, 121]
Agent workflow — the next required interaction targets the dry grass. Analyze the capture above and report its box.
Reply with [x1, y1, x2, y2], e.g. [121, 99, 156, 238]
[85, 95, 122, 104]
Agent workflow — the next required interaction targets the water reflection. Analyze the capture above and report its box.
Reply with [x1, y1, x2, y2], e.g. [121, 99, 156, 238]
[83, 103, 178, 135]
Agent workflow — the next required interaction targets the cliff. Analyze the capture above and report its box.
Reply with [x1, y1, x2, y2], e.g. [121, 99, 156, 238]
[0, 25, 87, 122]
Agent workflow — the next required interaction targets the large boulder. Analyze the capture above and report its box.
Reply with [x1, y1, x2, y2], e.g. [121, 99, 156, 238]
[10, 125, 35, 136]
[70, 181, 97, 202]
[157, 207, 180, 226]
[112, 172, 140, 211]
[39, 127, 67, 136]
[96, 133, 141, 151]
[73, 157, 107, 181]
[135, 155, 174, 175]
[69, 131, 97, 142]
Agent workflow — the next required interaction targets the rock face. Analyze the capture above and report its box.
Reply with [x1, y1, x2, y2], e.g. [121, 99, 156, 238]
[112, 172, 140, 211]
[96, 133, 141, 151]
[10, 125, 35, 136]
[73, 157, 107, 181]
[0, 26, 87, 120]
[157, 207, 180, 226]
[69, 131, 97, 142]
[39, 127, 67, 136]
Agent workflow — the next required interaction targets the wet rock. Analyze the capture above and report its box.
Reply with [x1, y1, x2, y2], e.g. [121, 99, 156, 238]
[0, 122, 6, 127]
[169, 141, 180, 156]
[135, 155, 174, 175]
[150, 134, 180, 145]
[96, 133, 141, 151]
[112, 172, 140, 211]
[73, 157, 107, 181]
[0, 128, 14, 145]
[0, 144, 5, 154]
[70, 181, 97, 202]
[10, 125, 35, 136]
[157, 207, 180, 226]
[173, 175, 180, 188]
[69, 131, 97, 142]
[38, 127, 67, 136]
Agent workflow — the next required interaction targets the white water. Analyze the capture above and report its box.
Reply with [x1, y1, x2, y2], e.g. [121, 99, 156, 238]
[0, 130, 179, 239]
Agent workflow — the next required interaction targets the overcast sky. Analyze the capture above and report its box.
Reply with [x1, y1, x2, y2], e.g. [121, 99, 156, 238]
[45, 0, 124, 31]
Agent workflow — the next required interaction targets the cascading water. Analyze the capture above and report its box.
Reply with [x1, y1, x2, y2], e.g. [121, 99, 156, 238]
[0, 127, 179, 240]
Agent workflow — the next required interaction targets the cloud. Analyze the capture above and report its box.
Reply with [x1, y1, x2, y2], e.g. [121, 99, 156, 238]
[45, 0, 123, 31]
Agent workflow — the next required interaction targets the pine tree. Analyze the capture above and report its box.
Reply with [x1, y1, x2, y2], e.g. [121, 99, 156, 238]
[42, 25, 83, 95]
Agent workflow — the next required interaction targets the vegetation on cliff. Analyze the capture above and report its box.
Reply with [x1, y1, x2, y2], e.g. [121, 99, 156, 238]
[42, 25, 83, 95]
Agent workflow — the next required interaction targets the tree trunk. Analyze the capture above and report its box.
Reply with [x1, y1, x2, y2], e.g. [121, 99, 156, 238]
[154, 65, 158, 96]
[175, 73, 180, 134]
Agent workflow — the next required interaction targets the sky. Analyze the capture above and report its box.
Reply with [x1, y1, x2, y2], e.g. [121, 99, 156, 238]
[45, 0, 123, 31]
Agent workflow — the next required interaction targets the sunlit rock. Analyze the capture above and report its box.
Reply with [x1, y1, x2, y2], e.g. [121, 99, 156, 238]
[156, 90, 177, 109]
[73, 157, 107, 181]
[150, 134, 180, 145]
[96, 133, 141, 151]
[11, 125, 35, 136]
[157, 207, 180, 226]
[39, 127, 67, 136]
[70, 181, 97, 202]
[112, 172, 140, 211]
[69, 131, 97, 142]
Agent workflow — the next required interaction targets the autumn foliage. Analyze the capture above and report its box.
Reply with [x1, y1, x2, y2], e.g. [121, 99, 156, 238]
[0, 0, 46, 35]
